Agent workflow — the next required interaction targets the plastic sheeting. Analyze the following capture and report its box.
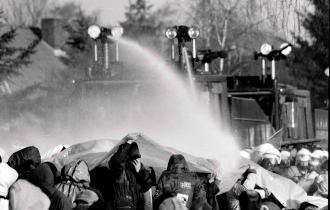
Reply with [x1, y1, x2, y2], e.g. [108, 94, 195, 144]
[45, 133, 327, 209]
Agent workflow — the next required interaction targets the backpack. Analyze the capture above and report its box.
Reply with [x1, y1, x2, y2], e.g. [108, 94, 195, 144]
[56, 160, 91, 203]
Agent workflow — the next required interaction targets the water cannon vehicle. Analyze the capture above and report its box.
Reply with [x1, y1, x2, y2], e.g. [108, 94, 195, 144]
[72, 24, 328, 150]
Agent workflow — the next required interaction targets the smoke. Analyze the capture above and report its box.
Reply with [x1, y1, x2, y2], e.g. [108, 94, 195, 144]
[0, 37, 240, 175]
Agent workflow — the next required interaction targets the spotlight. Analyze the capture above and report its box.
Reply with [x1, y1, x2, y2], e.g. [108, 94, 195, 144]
[110, 26, 124, 38]
[280, 43, 292, 56]
[87, 25, 101, 39]
[325, 67, 329, 77]
[188, 26, 200, 39]
[260, 43, 272, 55]
[165, 27, 177, 39]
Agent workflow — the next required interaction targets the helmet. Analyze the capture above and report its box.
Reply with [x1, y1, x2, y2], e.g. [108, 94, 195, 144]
[321, 150, 328, 160]
[252, 143, 275, 163]
[280, 150, 291, 160]
[296, 148, 311, 162]
[255, 143, 275, 153]
[311, 150, 324, 159]
[262, 147, 281, 164]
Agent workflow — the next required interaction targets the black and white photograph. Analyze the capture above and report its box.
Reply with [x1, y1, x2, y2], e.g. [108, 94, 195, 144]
[0, 0, 328, 209]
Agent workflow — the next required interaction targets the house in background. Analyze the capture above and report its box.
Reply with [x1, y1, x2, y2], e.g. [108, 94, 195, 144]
[0, 18, 68, 95]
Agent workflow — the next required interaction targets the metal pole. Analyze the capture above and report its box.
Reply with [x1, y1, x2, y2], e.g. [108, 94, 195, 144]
[220, 58, 224, 74]
[271, 59, 276, 80]
[192, 39, 197, 59]
[94, 41, 98, 62]
[192, 39, 196, 68]
[115, 42, 119, 62]
[205, 63, 210, 73]
[262, 58, 266, 82]
[104, 41, 109, 70]
[271, 59, 279, 130]
[171, 41, 175, 61]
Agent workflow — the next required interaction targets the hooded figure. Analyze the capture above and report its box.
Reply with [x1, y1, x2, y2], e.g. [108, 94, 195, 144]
[106, 142, 153, 210]
[154, 154, 208, 210]
[7, 146, 41, 175]
[0, 163, 18, 210]
[22, 162, 72, 210]
[238, 190, 261, 210]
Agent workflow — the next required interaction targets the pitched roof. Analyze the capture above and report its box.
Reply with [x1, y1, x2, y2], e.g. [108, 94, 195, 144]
[0, 25, 66, 93]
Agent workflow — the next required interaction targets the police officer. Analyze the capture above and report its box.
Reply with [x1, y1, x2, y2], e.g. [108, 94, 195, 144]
[258, 147, 281, 172]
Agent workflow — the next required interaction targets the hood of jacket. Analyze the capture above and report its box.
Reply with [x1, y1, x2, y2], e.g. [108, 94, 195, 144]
[0, 163, 18, 197]
[167, 154, 189, 173]
[61, 160, 90, 185]
[7, 146, 41, 174]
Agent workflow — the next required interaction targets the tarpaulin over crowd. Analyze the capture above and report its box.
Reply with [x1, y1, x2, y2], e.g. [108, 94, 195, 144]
[43, 134, 220, 176]
[44, 133, 327, 209]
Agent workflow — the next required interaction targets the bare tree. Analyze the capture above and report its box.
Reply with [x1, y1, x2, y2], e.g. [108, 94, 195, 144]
[174, 0, 311, 75]
[3, 0, 50, 26]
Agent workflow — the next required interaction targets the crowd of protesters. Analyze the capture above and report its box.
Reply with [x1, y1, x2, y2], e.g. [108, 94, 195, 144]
[0, 138, 328, 210]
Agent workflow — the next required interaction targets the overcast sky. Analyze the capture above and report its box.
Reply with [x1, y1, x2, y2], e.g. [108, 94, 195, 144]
[57, 0, 168, 25]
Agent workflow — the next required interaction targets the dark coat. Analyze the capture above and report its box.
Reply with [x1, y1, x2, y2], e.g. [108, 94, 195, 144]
[22, 163, 72, 210]
[7, 146, 41, 175]
[105, 142, 153, 210]
[154, 154, 208, 209]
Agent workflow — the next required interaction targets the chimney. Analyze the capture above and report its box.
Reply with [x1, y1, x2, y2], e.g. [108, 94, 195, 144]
[41, 18, 67, 48]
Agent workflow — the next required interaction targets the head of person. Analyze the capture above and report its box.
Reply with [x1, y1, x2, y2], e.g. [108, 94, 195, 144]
[296, 148, 311, 170]
[7, 146, 41, 175]
[259, 147, 281, 171]
[238, 190, 261, 210]
[309, 150, 323, 172]
[167, 154, 189, 173]
[126, 142, 141, 168]
[280, 150, 291, 167]
[321, 150, 328, 163]
[252, 143, 275, 163]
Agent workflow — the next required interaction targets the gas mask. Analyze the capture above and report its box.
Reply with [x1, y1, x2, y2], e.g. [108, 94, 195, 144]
[259, 158, 277, 171]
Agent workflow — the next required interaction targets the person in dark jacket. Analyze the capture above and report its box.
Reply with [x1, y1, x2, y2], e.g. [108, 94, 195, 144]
[7, 146, 41, 176]
[21, 162, 73, 210]
[106, 141, 153, 210]
[154, 154, 209, 210]
[238, 190, 261, 210]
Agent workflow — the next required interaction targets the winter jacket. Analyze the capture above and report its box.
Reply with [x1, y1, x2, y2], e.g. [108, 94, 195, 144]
[56, 159, 91, 203]
[9, 179, 50, 210]
[0, 163, 18, 210]
[7, 146, 41, 175]
[227, 168, 259, 210]
[106, 142, 153, 210]
[22, 162, 72, 210]
[154, 154, 207, 209]
[204, 181, 220, 210]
